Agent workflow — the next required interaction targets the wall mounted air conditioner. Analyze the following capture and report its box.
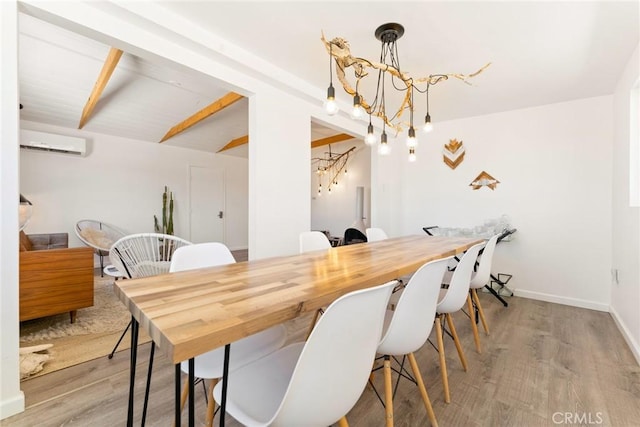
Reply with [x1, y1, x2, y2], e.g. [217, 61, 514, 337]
[20, 129, 87, 157]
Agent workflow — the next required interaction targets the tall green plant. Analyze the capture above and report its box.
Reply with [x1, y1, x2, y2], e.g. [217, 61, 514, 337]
[154, 186, 174, 235]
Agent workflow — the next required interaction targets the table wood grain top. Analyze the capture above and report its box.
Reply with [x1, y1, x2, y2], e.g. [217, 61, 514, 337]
[113, 235, 482, 363]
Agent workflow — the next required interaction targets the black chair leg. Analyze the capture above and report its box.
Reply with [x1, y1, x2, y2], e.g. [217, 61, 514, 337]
[109, 320, 132, 359]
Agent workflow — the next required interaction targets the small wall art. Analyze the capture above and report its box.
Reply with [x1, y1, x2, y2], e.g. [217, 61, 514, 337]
[470, 171, 500, 190]
[443, 138, 465, 169]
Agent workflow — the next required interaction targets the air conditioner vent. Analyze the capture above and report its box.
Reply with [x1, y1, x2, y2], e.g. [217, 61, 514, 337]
[20, 129, 87, 157]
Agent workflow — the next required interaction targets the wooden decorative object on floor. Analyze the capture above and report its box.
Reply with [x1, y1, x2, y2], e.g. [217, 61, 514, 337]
[443, 138, 465, 169]
[470, 171, 500, 190]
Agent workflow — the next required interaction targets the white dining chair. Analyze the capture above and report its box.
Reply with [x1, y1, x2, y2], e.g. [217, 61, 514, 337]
[375, 257, 451, 427]
[434, 242, 484, 403]
[170, 242, 287, 427]
[299, 230, 332, 252]
[366, 227, 389, 242]
[466, 233, 500, 352]
[212, 281, 396, 427]
[299, 231, 333, 338]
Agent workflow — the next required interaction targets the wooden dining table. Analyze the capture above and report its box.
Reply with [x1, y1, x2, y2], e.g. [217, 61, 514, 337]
[114, 234, 482, 427]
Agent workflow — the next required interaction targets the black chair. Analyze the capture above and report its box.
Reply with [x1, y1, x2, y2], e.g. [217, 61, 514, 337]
[343, 228, 367, 245]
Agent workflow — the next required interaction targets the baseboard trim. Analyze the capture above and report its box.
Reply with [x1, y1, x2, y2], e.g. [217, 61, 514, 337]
[0, 392, 25, 421]
[514, 289, 609, 312]
[609, 306, 640, 366]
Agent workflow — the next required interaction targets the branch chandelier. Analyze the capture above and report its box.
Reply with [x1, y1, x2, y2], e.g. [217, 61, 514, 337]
[313, 145, 356, 196]
[322, 23, 490, 161]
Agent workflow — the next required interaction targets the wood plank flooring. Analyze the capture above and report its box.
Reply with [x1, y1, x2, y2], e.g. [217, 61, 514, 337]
[5, 291, 639, 426]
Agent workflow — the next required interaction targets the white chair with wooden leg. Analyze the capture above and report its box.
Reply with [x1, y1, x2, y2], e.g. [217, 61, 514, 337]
[212, 281, 396, 427]
[170, 242, 287, 427]
[375, 257, 451, 427]
[466, 233, 500, 352]
[434, 242, 484, 404]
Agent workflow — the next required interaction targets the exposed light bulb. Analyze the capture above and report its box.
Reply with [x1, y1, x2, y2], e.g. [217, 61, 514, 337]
[350, 94, 365, 119]
[328, 186, 332, 195]
[365, 123, 377, 146]
[379, 131, 390, 155]
[324, 84, 339, 116]
[423, 113, 433, 133]
[344, 168, 348, 175]
[406, 127, 418, 148]
[409, 147, 416, 162]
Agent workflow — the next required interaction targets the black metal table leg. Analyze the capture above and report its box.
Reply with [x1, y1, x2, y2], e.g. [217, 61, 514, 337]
[220, 344, 231, 427]
[141, 342, 155, 426]
[127, 316, 139, 427]
[175, 364, 181, 427]
[189, 358, 195, 427]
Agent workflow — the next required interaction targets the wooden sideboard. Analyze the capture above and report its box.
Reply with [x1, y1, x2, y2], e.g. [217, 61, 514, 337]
[19, 233, 94, 323]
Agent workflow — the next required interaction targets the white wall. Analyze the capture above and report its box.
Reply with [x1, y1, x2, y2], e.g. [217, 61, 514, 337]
[385, 96, 613, 311]
[0, 1, 25, 419]
[611, 41, 640, 363]
[19, 121, 249, 254]
[311, 139, 371, 238]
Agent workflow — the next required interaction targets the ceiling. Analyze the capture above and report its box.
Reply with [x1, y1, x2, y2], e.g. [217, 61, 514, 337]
[18, 2, 639, 155]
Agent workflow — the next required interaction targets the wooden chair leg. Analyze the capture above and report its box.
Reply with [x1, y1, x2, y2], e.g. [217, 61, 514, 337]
[467, 294, 482, 354]
[472, 289, 489, 334]
[407, 352, 438, 427]
[445, 313, 468, 372]
[206, 378, 219, 427]
[338, 416, 349, 427]
[383, 356, 394, 427]
[434, 315, 450, 403]
[305, 308, 323, 340]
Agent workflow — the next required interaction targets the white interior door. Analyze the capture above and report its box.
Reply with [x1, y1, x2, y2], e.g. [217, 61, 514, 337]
[189, 166, 225, 243]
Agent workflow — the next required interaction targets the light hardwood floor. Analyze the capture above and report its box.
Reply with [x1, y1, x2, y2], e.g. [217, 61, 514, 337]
[5, 291, 639, 426]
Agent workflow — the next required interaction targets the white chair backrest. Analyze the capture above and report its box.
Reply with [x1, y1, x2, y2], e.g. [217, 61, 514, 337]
[299, 231, 331, 253]
[377, 257, 451, 356]
[366, 227, 389, 242]
[437, 243, 484, 314]
[170, 242, 235, 272]
[75, 219, 127, 252]
[469, 234, 500, 289]
[109, 233, 191, 279]
[269, 281, 395, 426]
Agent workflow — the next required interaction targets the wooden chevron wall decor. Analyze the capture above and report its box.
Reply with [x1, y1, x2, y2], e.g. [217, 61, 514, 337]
[470, 171, 500, 190]
[443, 138, 465, 169]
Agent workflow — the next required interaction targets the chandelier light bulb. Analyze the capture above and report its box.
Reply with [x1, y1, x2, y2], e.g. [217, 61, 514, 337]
[324, 84, 339, 116]
[365, 123, 377, 145]
[409, 147, 416, 162]
[350, 94, 365, 119]
[423, 113, 433, 133]
[406, 126, 418, 148]
[379, 131, 390, 155]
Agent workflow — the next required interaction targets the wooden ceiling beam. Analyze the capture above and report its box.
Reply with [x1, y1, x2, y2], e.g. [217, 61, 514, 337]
[310, 133, 354, 149]
[216, 132, 355, 153]
[78, 47, 123, 129]
[160, 92, 244, 143]
[217, 135, 249, 153]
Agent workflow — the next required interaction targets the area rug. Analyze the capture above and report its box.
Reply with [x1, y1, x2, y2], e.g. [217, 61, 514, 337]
[19, 274, 150, 380]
